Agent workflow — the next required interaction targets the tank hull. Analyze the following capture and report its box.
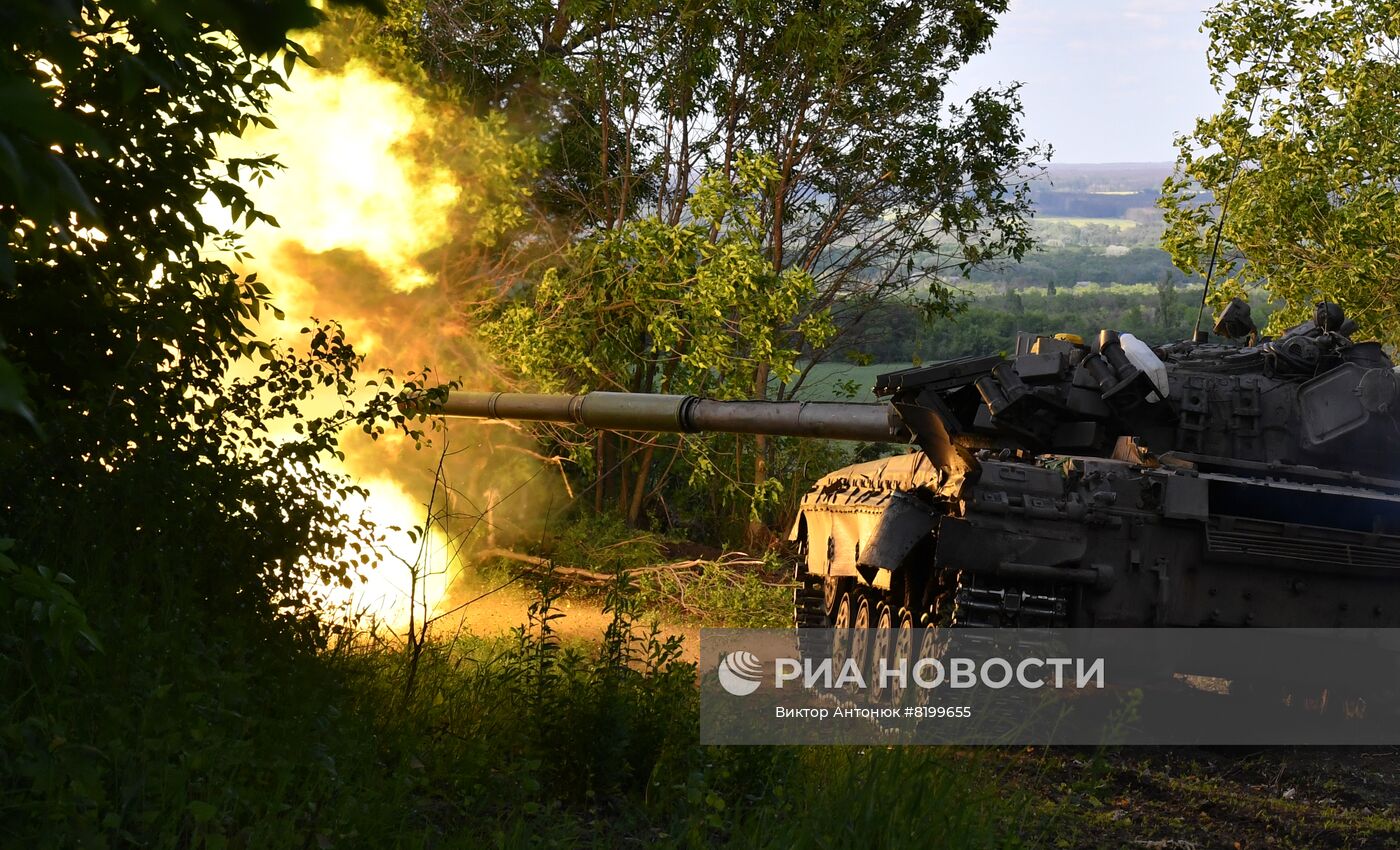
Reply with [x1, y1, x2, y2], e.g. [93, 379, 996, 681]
[793, 453, 1400, 631]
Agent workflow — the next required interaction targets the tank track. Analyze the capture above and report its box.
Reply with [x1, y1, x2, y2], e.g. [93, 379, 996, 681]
[790, 566, 1071, 728]
[791, 567, 1069, 631]
[793, 568, 830, 628]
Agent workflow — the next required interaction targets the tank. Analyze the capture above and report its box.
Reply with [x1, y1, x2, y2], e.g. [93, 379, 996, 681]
[439, 300, 1400, 634]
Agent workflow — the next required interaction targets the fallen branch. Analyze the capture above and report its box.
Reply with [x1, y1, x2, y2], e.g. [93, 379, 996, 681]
[474, 547, 770, 585]
[475, 548, 613, 583]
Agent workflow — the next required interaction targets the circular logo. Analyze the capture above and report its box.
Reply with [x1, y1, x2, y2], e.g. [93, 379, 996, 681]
[717, 650, 764, 696]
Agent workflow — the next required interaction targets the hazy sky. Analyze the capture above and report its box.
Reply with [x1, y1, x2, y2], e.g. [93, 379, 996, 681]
[952, 0, 1221, 163]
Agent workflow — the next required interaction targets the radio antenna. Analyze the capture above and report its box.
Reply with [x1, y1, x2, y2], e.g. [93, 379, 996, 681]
[1189, 44, 1275, 343]
[1192, 200, 1231, 342]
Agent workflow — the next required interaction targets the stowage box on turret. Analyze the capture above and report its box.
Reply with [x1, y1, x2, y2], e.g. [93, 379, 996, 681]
[441, 301, 1400, 638]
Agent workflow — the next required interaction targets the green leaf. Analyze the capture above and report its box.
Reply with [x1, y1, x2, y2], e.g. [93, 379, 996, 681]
[188, 801, 217, 824]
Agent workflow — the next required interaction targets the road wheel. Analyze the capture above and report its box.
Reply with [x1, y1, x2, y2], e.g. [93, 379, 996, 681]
[823, 576, 843, 620]
[890, 608, 916, 707]
[848, 592, 873, 693]
[830, 591, 854, 680]
[870, 602, 896, 703]
[914, 625, 953, 707]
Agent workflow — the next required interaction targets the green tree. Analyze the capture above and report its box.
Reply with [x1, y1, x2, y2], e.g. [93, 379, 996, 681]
[1161, 0, 1400, 342]
[1155, 274, 1182, 336]
[0, 0, 329, 429]
[484, 153, 833, 529]
[0, 0, 438, 639]
[0, 2, 504, 842]
[398, 0, 1042, 351]
[384, 0, 1044, 528]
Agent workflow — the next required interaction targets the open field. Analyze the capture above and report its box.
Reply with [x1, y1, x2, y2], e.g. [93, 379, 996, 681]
[783, 362, 907, 402]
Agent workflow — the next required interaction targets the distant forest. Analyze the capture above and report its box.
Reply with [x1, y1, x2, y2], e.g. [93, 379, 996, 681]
[1038, 162, 1172, 192]
[835, 163, 1241, 363]
[844, 281, 1231, 365]
[967, 245, 1180, 288]
[1030, 162, 1174, 219]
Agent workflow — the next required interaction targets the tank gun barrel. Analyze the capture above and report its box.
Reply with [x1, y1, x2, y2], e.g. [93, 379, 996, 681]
[441, 391, 910, 443]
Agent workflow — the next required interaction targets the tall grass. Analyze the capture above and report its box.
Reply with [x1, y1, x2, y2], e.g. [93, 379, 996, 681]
[3, 562, 1035, 848]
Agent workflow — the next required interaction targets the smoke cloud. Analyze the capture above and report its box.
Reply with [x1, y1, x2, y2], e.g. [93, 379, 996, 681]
[214, 47, 564, 632]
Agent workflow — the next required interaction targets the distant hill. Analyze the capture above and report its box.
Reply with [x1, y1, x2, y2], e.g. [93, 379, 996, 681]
[1030, 162, 1175, 221]
[1041, 162, 1174, 193]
